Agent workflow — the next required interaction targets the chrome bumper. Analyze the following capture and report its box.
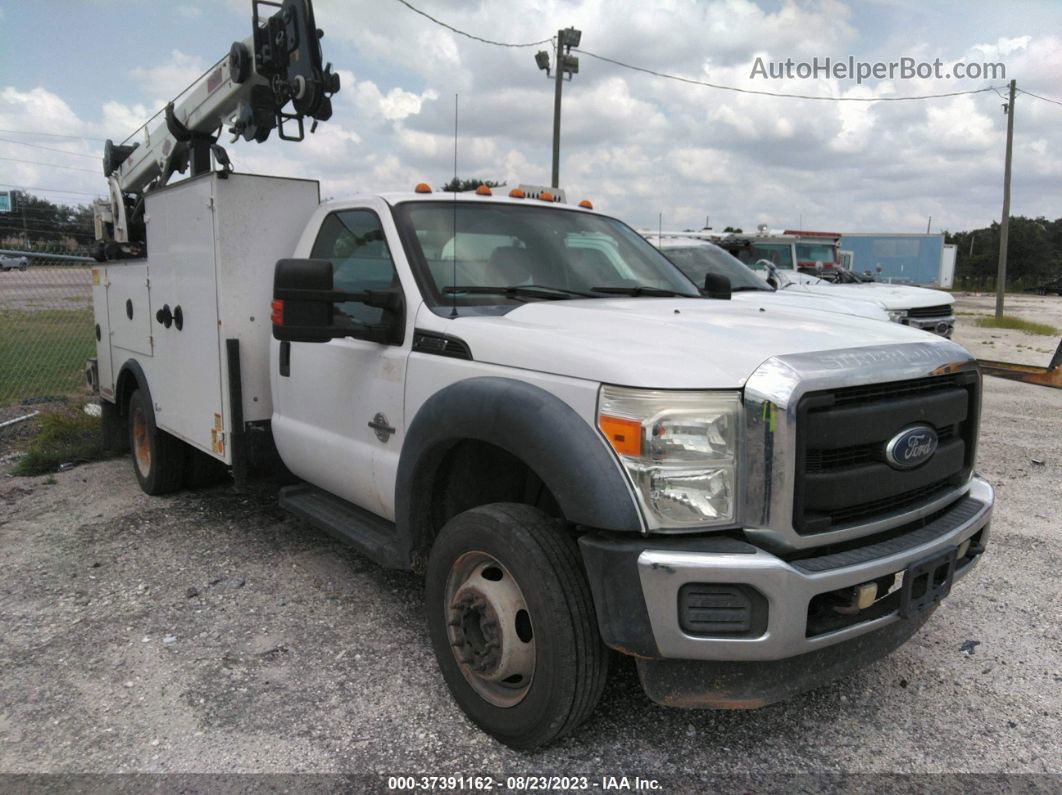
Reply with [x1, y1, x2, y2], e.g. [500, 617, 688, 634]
[636, 477, 993, 662]
[906, 315, 955, 337]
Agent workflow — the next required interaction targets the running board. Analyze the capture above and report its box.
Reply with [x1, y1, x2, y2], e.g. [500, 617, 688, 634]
[279, 483, 406, 569]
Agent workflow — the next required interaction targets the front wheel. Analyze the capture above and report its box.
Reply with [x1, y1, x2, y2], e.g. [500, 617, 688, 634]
[425, 503, 608, 749]
[128, 388, 185, 495]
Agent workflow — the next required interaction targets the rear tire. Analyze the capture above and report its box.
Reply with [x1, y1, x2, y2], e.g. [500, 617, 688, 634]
[425, 503, 608, 749]
[128, 388, 185, 495]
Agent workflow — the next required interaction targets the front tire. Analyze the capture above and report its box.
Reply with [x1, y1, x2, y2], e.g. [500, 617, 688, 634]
[426, 503, 608, 749]
[128, 388, 185, 495]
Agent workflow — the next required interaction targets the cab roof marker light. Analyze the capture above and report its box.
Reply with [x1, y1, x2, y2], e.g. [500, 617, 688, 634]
[539, 191, 554, 202]
[578, 200, 593, 209]
[509, 188, 525, 198]
[415, 182, 432, 194]
[475, 185, 492, 196]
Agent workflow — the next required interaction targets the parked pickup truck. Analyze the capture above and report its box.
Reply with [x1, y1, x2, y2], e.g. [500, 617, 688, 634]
[716, 237, 957, 337]
[89, 174, 993, 749]
[645, 234, 892, 323]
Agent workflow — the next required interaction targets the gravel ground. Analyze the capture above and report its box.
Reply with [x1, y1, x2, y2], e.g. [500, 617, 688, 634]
[951, 293, 1061, 367]
[0, 376, 1059, 787]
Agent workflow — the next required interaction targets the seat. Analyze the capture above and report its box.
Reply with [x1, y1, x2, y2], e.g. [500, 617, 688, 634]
[487, 246, 537, 285]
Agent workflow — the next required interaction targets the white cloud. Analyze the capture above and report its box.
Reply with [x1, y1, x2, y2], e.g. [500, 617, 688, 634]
[130, 50, 207, 105]
[4, 1, 1062, 232]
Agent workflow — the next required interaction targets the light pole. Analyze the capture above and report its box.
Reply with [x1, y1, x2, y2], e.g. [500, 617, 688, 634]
[535, 28, 581, 189]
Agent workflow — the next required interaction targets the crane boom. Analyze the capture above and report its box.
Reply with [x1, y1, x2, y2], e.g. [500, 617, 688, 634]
[94, 0, 340, 259]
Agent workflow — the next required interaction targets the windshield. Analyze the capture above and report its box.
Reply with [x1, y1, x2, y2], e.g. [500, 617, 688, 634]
[394, 202, 700, 312]
[663, 246, 770, 292]
[796, 242, 837, 264]
[731, 242, 795, 270]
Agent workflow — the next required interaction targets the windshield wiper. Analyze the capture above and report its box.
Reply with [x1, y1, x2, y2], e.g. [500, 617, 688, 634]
[730, 285, 769, 292]
[442, 284, 594, 301]
[589, 286, 680, 297]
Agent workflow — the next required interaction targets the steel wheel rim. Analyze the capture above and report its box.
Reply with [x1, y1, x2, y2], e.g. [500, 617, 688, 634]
[132, 406, 151, 477]
[443, 551, 536, 708]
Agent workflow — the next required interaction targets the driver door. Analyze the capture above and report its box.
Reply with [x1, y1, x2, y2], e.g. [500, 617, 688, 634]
[271, 202, 409, 520]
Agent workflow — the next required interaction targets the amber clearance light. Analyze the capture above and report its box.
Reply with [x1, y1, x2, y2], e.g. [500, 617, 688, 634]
[598, 415, 641, 457]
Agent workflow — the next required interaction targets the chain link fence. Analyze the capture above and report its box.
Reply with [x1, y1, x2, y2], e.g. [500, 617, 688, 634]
[0, 256, 96, 441]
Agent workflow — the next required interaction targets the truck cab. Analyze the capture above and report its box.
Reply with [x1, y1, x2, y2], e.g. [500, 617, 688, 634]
[93, 176, 993, 749]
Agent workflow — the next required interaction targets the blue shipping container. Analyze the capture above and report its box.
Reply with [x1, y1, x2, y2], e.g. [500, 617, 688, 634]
[839, 234, 944, 285]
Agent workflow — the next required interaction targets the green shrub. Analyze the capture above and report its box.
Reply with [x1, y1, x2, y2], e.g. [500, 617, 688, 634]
[13, 408, 108, 476]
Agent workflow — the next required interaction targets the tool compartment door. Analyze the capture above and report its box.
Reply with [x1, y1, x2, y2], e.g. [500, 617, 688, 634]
[90, 266, 114, 400]
[144, 176, 225, 458]
[106, 263, 152, 357]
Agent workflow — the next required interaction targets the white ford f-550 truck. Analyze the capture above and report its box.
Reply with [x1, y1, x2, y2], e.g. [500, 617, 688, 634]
[90, 173, 993, 749]
[87, 0, 993, 749]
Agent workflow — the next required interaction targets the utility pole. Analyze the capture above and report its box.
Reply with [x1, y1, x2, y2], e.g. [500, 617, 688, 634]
[536, 28, 581, 189]
[926, 216, 932, 234]
[996, 79, 1016, 319]
[551, 34, 564, 189]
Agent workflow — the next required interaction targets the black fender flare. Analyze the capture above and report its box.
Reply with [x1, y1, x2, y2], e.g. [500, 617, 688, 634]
[114, 358, 151, 415]
[395, 377, 643, 561]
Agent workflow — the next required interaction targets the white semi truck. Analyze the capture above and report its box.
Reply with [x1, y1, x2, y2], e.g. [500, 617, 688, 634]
[88, 0, 994, 749]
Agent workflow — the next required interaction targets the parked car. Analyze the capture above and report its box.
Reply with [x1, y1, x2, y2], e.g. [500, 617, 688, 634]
[0, 253, 29, 271]
[1025, 277, 1062, 296]
[645, 235, 892, 323]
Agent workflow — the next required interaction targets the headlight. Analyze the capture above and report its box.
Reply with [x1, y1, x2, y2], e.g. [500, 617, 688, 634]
[597, 386, 740, 529]
[887, 309, 908, 323]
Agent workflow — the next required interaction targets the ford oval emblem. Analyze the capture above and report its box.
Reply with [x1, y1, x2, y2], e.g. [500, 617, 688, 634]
[885, 425, 939, 470]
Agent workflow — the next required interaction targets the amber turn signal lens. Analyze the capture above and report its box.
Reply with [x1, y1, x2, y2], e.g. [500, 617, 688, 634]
[598, 415, 642, 457]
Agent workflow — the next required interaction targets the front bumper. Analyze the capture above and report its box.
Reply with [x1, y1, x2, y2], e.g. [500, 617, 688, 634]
[579, 477, 992, 664]
[905, 315, 955, 337]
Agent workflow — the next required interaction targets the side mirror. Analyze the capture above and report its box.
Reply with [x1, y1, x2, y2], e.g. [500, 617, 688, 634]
[703, 272, 732, 300]
[272, 258, 403, 344]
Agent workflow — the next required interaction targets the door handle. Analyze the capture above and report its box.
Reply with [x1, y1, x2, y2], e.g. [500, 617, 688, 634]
[368, 413, 395, 442]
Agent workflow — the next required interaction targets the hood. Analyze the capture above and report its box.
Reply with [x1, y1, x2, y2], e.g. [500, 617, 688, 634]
[731, 290, 890, 322]
[780, 276, 953, 310]
[425, 297, 945, 389]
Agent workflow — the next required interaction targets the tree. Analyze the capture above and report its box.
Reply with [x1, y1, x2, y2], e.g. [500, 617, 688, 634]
[951, 215, 1062, 290]
[440, 178, 506, 193]
[0, 191, 94, 253]
[723, 226, 743, 233]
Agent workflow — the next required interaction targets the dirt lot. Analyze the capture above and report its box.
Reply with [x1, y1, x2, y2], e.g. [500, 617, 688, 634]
[0, 376, 1059, 786]
[951, 293, 1061, 367]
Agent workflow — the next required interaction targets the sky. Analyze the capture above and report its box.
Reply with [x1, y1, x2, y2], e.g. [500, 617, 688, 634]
[1, 0, 1061, 234]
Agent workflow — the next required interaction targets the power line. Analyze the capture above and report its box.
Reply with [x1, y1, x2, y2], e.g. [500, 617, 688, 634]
[0, 155, 101, 174]
[573, 48, 1007, 102]
[1018, 88, 1062, 108]
[0, 128, 106, 142]
[392, 0, 552, 48]
[389, 1, 1007, 103]
[0, 182, 100, 197]
[0, 137, 99, 160]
